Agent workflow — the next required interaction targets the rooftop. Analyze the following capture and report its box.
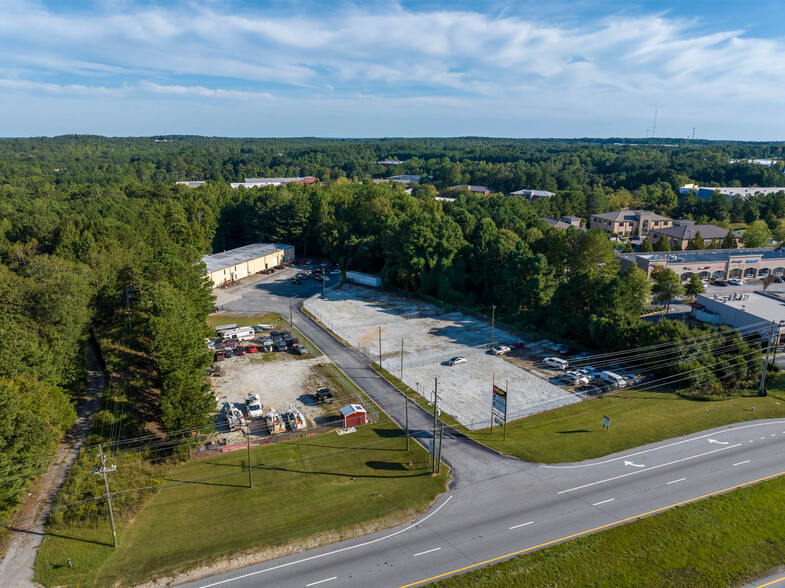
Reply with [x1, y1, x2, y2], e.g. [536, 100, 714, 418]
[448, 184, 493, 193]
[203, 243, 292, 273]
[620, 247, 785, 264]
[509, 189, 555, 198]
[649, 224, 741, 241]
[592, 209, 671, 223]
[698, 291, 785, 322]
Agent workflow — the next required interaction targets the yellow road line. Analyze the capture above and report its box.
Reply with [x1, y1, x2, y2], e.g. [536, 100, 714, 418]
[756, 575, 785, 587]
[399, 469, 785, 587]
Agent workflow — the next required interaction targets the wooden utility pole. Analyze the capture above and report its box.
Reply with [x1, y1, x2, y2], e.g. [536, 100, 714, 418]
[759, 321, 777, 395]
[289, 296, 293, 328]
[405, 391, 409, 451]
[490, 374, 495, 435]
[94, 445, 118, 548]
[491, 305, 496, 348]
[246, 425, 253, 488]
[432, 377, 438, 474]
[436, 421, 444, 474]
[400, 338, 404, 381]
[504, 379, 509, 442]
[378, 326, 382, 370]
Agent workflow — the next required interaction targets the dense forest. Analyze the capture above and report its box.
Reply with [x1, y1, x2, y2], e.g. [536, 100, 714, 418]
[0, 135, 782, 525]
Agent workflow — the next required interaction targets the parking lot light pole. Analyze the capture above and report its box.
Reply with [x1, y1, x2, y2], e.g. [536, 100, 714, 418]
[491, 305, 496, 348]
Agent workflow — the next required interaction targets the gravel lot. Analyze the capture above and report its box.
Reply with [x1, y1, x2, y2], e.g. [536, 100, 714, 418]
[305, 285, 578, 429]
[210, 350, 340, 440]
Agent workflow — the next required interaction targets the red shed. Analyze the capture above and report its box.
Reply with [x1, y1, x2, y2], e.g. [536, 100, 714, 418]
[340, 404, 367, 428]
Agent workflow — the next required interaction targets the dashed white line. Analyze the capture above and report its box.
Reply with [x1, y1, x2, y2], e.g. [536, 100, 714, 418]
[509, 521, 534, 530]
[772, 434, 777, 437]
[413, 547, 442, 557]
[733, 460, 751, 466]
[593, 498, 615, 506]
[750, 440, 754, 443]
[306, 577, 337, 587]
[667, 478, 686, 485]
[761, 437, 766, 440]
[558, 443, 742, 495]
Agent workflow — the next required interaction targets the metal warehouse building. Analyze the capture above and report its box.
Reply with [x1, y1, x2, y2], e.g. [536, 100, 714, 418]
[692, 291, 785, 345]
[203, 243, 294, 287]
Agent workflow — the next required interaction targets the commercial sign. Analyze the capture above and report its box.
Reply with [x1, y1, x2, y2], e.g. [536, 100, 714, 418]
[492, 385, 507, 416]
[603, 414, 611, 430]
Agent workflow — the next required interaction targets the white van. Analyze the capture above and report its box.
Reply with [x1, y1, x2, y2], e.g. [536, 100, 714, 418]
[599, 371, 626, 387]
[543, 357, 569, 370]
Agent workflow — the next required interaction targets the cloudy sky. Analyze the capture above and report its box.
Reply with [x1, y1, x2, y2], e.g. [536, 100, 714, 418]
[1, 0, 784, 139]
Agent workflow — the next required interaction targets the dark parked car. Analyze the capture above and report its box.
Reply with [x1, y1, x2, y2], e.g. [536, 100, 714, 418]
[214, 350, 226, 362]
[293, 344, 308, 355]
[224, 348, 235, 358]
[234, 346, 246, 356]
[315, 387, 334, 403]
[714, 280, 729, 287]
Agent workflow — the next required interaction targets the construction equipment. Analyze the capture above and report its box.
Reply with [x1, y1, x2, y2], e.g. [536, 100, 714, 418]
[221, 402, 246, 432]
[265, 408, 286, 435]
[285, 405, 307, 431]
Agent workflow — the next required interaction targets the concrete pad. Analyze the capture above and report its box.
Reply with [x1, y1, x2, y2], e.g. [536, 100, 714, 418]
[306, 285, 578, 429]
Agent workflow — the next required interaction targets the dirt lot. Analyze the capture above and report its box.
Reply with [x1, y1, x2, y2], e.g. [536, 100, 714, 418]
[305, 285, 579, 429]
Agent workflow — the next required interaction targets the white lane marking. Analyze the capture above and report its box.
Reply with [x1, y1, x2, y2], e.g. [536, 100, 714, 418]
[667, 478, 686, 485]
[558, 443, 742, 495]
[198, 495, 453, 587]
[734, 460, 751, 466]
[761, 437, 766, 440]
[413, 547, 442, 557]
[772, 434, 777, 437]
[624, 460, 645, 468]
[708, 439, 728, 445]
[593, 498, 615, 506]
[541, 419, 785, 470]
[749, 440, 754, 443]
[509, 521, 534, 530]
[306, 577, 337, 587]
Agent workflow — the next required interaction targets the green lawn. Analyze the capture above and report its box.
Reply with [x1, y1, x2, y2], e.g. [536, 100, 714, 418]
[431, 472, 785, 588]
[35, 422, 448, 587]
[474, 389, 785, 463]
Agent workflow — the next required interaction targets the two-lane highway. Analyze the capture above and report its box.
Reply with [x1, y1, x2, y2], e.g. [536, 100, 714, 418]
[202, 271, 785, 586]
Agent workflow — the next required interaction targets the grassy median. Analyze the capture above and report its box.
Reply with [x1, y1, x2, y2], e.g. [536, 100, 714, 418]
[474, 388, 785, 463]
[35, 421, 448, 587]
[432, 473, 785, 588]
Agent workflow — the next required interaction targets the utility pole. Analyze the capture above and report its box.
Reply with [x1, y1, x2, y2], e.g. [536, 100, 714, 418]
[93, 445, 118, 548]
[400, 338, 404, 381]
[490, 305, 496, 348]
[432, 377, 438, 474]
[378, 326, 382, 371]
[289, 296, 293, 328]
[436, 421, 444, 474]
[504, 379, 509, 442]
[759, 321, 777, 395]
[490, 374, 495, 435]
[322, 268, 326, 299]
[405, 390, 410, 451]
[246, 425, 253, 488]
[772, 321, 784, 367]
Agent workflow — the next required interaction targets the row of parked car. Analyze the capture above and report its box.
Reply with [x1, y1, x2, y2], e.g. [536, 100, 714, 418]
[211, 326, 308, 361]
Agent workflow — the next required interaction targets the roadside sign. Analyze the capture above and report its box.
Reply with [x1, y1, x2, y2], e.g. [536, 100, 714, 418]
[603, 415, 610, 430]
[492, 385, 507, 415]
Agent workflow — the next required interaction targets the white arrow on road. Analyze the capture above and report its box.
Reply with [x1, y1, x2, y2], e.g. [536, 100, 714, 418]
[708, 439, 729, 445]
[623, 460, 645, 468]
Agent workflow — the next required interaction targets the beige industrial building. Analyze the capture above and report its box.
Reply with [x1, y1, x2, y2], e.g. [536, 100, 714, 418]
[203, 243, 294, 287]
[692, 291, 784, 345]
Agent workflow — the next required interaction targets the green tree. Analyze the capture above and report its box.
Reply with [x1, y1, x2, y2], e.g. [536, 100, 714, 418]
[650, 266, 684, 316]
[654, 236, 671, 251]
[685, 273, 705, 297]
[721, 229, 738, 249]
[742, 221, 772, 248]
[687, 231, 705, 250]
[639, 236, 654, 252]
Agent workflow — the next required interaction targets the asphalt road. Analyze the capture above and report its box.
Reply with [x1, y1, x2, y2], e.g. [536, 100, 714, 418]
[199, 268, 785, 587]
[182, 419, 785, 588]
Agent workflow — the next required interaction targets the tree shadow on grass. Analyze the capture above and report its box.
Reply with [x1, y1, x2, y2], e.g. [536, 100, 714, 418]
[556, 429, 591, 434]
[262, 464, 430, 479]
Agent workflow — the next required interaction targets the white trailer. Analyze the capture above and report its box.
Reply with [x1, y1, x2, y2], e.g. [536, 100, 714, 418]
[346, 271, 382, 287]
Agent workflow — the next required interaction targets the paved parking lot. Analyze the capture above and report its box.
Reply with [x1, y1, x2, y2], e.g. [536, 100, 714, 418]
[305, 285, 578, 429]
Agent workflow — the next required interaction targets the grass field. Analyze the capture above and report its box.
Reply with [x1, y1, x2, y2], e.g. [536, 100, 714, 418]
[473, 388, 785, 463]
[432, 472, 785, 588]
[35, 421, 448, 587]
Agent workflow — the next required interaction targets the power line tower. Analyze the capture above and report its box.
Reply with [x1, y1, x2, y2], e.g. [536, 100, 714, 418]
[92, 444, 118, 548]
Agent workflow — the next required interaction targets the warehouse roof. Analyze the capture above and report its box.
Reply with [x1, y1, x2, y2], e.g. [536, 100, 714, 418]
[203, 243, 292, 273]
[698, 291, 785, 321]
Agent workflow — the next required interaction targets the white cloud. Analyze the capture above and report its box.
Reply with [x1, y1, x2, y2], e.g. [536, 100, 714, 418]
[0, 1, 784, 137]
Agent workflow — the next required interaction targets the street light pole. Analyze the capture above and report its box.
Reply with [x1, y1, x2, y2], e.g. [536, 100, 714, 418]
[491, 305, 496, 348]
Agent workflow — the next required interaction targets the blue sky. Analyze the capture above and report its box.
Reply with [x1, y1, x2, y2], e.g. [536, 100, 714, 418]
[1, 0, 784, 139]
